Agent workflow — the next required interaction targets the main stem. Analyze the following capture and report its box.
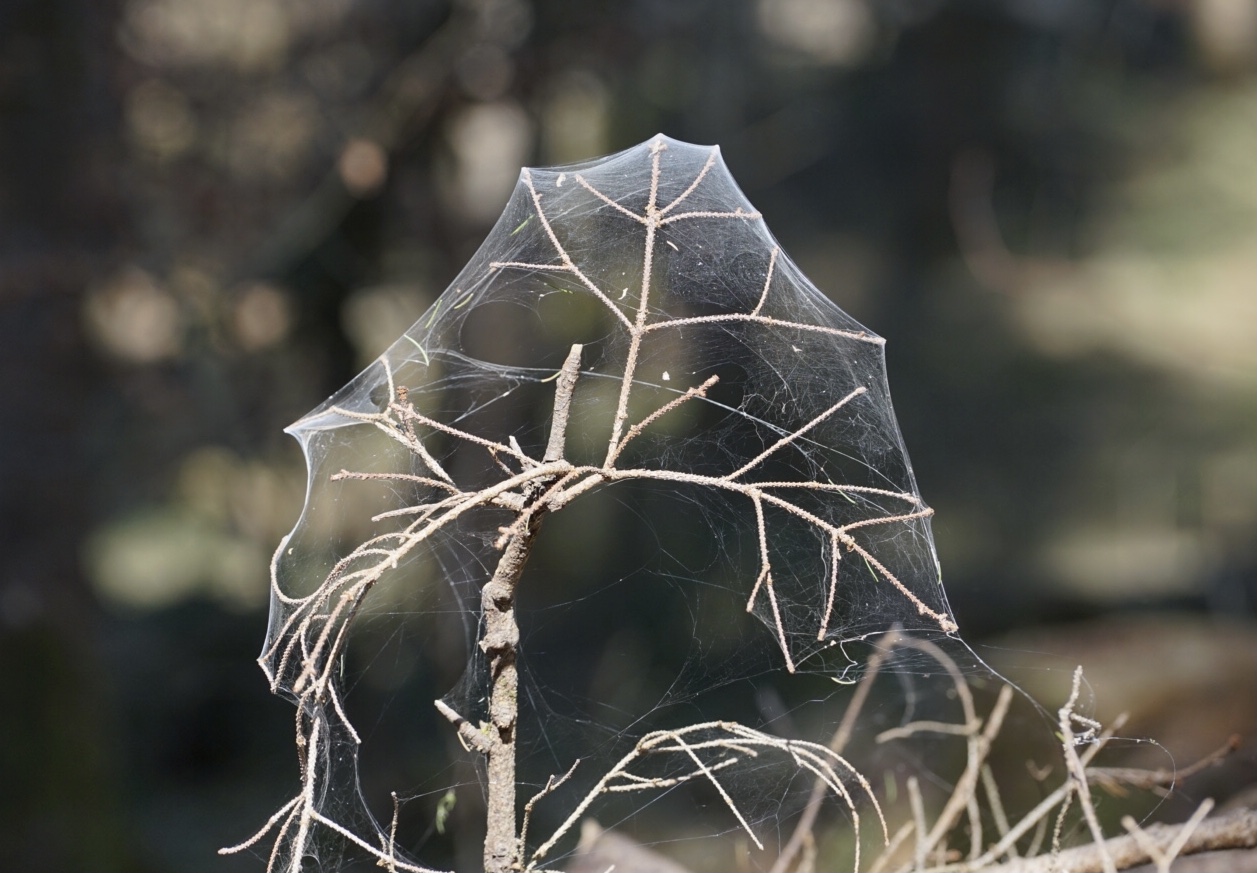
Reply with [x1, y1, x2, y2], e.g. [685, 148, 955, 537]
[469, 343, 583, 873]
[479, 513, 535, 872]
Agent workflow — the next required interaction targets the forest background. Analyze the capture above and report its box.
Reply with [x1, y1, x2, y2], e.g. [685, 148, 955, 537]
[0, 1, 1253, 871]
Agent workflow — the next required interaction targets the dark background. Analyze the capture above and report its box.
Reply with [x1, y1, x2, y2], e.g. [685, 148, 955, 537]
[1, 0, 1253, 870]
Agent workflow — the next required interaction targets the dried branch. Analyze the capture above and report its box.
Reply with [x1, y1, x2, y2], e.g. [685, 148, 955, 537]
[516, 759, 581, 869]
[528, 721, 885, 872]
[978, 807, 1257, 873]
[513, 169, 633, 329]
[1088, 735, 1242, 797]
[724, 386, 868, 481]
[643, 311, 883, 344]
[751, 246, 780, 316]
[543, 344, 584, 463]
[773, 632, 897, 873]
[1060, 667, 1117, 873]
[1123, 799, 1215, 873]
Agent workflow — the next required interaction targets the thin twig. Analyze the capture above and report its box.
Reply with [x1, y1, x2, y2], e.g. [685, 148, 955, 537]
[773, 633, 897, 873]
[516, 759, 581, 869]
[1060, 667, 1116, 873]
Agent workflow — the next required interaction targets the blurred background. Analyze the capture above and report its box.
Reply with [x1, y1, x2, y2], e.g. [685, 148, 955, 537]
[1, 0, 1253, 870]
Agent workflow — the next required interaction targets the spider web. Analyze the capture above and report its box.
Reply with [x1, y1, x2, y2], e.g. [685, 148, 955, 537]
[244, 136, 962, 872]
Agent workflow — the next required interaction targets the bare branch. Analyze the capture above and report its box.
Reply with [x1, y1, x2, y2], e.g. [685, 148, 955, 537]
[978, 807, 1256, 873]
[819, 531, 843, 640]
[517, 759, 581, 869]
[434, 698, 491, 755]
[658, 144, 717, 215]
[528, 721, 883, 871]
[1088, 735, 1241, 796]
[773, 632, 897, 873]
[519, 169, 633, 329]
[1123, 799, 1215, 873]
[307, 808, 447, 873]
[543, 343, 583, 463]
[751, 246, 780, 317]
[575, 173, 647, 223]
[1060, 667, 1117, 873]
[391, 402, 529, 463]
[605, 374, 720, 467]
[490, 259, 577, 272]
[642, 311, 885, 345]
[724, 386, 867, 481]
[219, 797, 301, 856]
[962, 714, 1125, 871]
[660, 207, 761, 224]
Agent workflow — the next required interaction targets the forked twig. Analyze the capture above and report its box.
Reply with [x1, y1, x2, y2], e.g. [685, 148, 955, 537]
[516, 759, 581, 869]
[1060, 667, 1116, 873]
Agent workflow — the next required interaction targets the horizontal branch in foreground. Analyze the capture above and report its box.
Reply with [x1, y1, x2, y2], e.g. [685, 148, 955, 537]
[979, 807, 1256, 873]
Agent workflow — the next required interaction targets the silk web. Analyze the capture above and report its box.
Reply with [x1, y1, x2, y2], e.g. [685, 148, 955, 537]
[240, 136, 976, 872]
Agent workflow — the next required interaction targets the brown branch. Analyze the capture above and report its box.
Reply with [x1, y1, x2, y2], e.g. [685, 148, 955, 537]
[519, 169, 633, 329]
[1061, 667, 1117, 873]
[978, 808, 1257, 873]
[751, 247, 780, 317]
[604, 374, 719, 467]
[642, 311, 885, 344]
[543, 344, 583, 463]
[434, 699, 491, 755]
[516, 759, 580, 869]
[435, 343, 589, 873]
[724, 386, 868, 481]
[1123, 799, 1215, 873]
[1088, 735, 1242, 796]
[658, 143, 717, 215]
[478, 525, 530, 873]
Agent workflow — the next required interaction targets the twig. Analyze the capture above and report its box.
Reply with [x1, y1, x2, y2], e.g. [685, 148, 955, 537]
[1122, 800, 1214, 873]
[516, 759, 581, 869]
[434, 698, 490, 755]
[980, 763, 1016, 861]
[870, 821, 916, 873]
[772, 632, 897, 873]
[528, 721, 883, 871]
[542, 344, 583, 464]
[1060, 667, 1116, 873]
[920, 685, 1013, 862]
[1088, 735, 1242, 796]
[909, 776, 929, 871]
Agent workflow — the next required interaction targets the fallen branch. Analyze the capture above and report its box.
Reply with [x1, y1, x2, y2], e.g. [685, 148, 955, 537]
[978, 808, 1257, 873]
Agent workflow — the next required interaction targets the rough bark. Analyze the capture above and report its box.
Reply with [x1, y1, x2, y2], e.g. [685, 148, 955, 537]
[470, 343, 583, 872]
[982, 808, 1257, 873]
